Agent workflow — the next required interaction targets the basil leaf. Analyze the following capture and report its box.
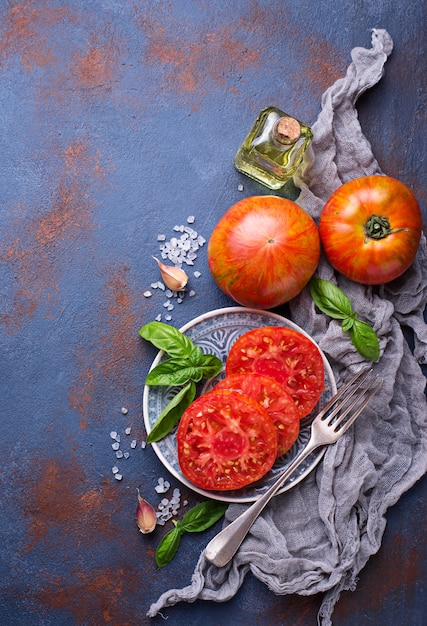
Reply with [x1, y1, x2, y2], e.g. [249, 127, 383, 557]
[309, 278, 380, 361]
[188, 344, 205, 365]
[348, 320, 380, 362]
[181, 501, 228, 533]
[155, 523, 183, 568]
[310, 278, 353, 319]
[146, 381, 196, 443]
[145, 358, 204, 386]
[154, 502, 227, 567]
[196, 353, 223, 379]
[341, 313, 357, 333]
[141, 321, 224, 443]
[139, 321, 195, 359]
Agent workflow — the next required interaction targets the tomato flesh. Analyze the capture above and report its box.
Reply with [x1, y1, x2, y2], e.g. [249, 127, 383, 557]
[176, 389, 277, 491]
[226, 326, 324, 418]
[215, 372, 300, 457]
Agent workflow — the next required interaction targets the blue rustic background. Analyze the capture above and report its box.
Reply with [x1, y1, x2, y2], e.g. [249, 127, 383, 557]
[1, 1, 426, 625]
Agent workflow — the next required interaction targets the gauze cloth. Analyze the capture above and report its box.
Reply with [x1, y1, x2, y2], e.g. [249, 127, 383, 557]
[148, 29, 427, 625]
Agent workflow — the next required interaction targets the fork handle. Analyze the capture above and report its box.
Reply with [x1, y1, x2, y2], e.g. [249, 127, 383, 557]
[204, 439, 319, 567]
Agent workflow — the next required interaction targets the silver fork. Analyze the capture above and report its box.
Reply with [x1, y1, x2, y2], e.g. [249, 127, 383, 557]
[204, 367, 383, 568]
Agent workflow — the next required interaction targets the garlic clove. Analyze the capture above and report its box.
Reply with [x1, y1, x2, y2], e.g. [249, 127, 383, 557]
[152, 256, 188, 291]
[136, 488, 157, 534]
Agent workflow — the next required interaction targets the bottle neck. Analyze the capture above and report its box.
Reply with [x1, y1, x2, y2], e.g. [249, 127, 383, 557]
[272, 117, 301, 145]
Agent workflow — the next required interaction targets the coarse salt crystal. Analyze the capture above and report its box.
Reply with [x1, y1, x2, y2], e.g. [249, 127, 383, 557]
[124, 452, 130, 459]
[141, 441, 146, 449]
[189, 290, 196, 297]
[165, 314, 172, 321]
[121, 407, 128, 415]
[193, 271, 201, 278]
[143, 290, 152, 298]
[238, 183, 244, 191]
[125, 427, 131, 435]
[187, 215, 195, 223]
[114, 474, 123, 481]
[130, 439, 137, 449]
[110, 431, 118, 440]
[111, 442, 120, 451]
[116, 450, 123, 459]
[155, 478, 170, 494]
[155, 485, 182, 522]
[112, 466, 119, 474]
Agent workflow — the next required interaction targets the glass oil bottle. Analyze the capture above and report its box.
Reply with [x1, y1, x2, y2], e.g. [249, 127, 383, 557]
[234, 106, 313, 190]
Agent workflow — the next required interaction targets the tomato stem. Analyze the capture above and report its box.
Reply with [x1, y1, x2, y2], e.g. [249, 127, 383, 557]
[364, 214, 407, 241]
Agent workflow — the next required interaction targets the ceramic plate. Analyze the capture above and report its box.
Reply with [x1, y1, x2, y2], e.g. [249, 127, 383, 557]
[143, 307, 336, 503]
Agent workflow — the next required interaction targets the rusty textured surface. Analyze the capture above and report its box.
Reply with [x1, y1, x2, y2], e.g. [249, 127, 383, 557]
[0, 2, 426, 625]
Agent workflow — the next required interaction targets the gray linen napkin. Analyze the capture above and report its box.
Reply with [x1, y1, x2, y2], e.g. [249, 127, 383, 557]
[148, 29, 427, 625]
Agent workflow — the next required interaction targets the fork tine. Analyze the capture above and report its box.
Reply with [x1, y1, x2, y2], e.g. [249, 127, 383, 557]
[326, 373, 379, 428]
[332, 379, 383, 434]
[317, 367, 372, 421]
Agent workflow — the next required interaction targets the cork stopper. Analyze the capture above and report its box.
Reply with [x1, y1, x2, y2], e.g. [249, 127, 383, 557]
[276, 117, 301, 142]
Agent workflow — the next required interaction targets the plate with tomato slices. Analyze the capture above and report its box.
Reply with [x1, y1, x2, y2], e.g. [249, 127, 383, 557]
[143, 307, 336, 503]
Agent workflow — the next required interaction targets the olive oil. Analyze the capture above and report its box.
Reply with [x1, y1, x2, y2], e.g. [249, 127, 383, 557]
[234, 106, 313, 190]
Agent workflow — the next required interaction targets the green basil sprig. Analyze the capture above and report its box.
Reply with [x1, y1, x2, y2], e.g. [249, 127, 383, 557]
[155, 500, 227, 568]
[140, 321, 223, 443]
[309, 278, 380, 361]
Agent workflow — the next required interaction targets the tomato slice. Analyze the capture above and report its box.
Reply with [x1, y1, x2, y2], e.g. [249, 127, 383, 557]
[176, 389, 277, 491]
[226, 326, 324, 418]
[215, 372, 300, 457]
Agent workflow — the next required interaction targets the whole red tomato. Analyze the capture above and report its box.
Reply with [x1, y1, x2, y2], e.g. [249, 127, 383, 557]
[319, 175, 422, 284]
[207, 196, 320, 309]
